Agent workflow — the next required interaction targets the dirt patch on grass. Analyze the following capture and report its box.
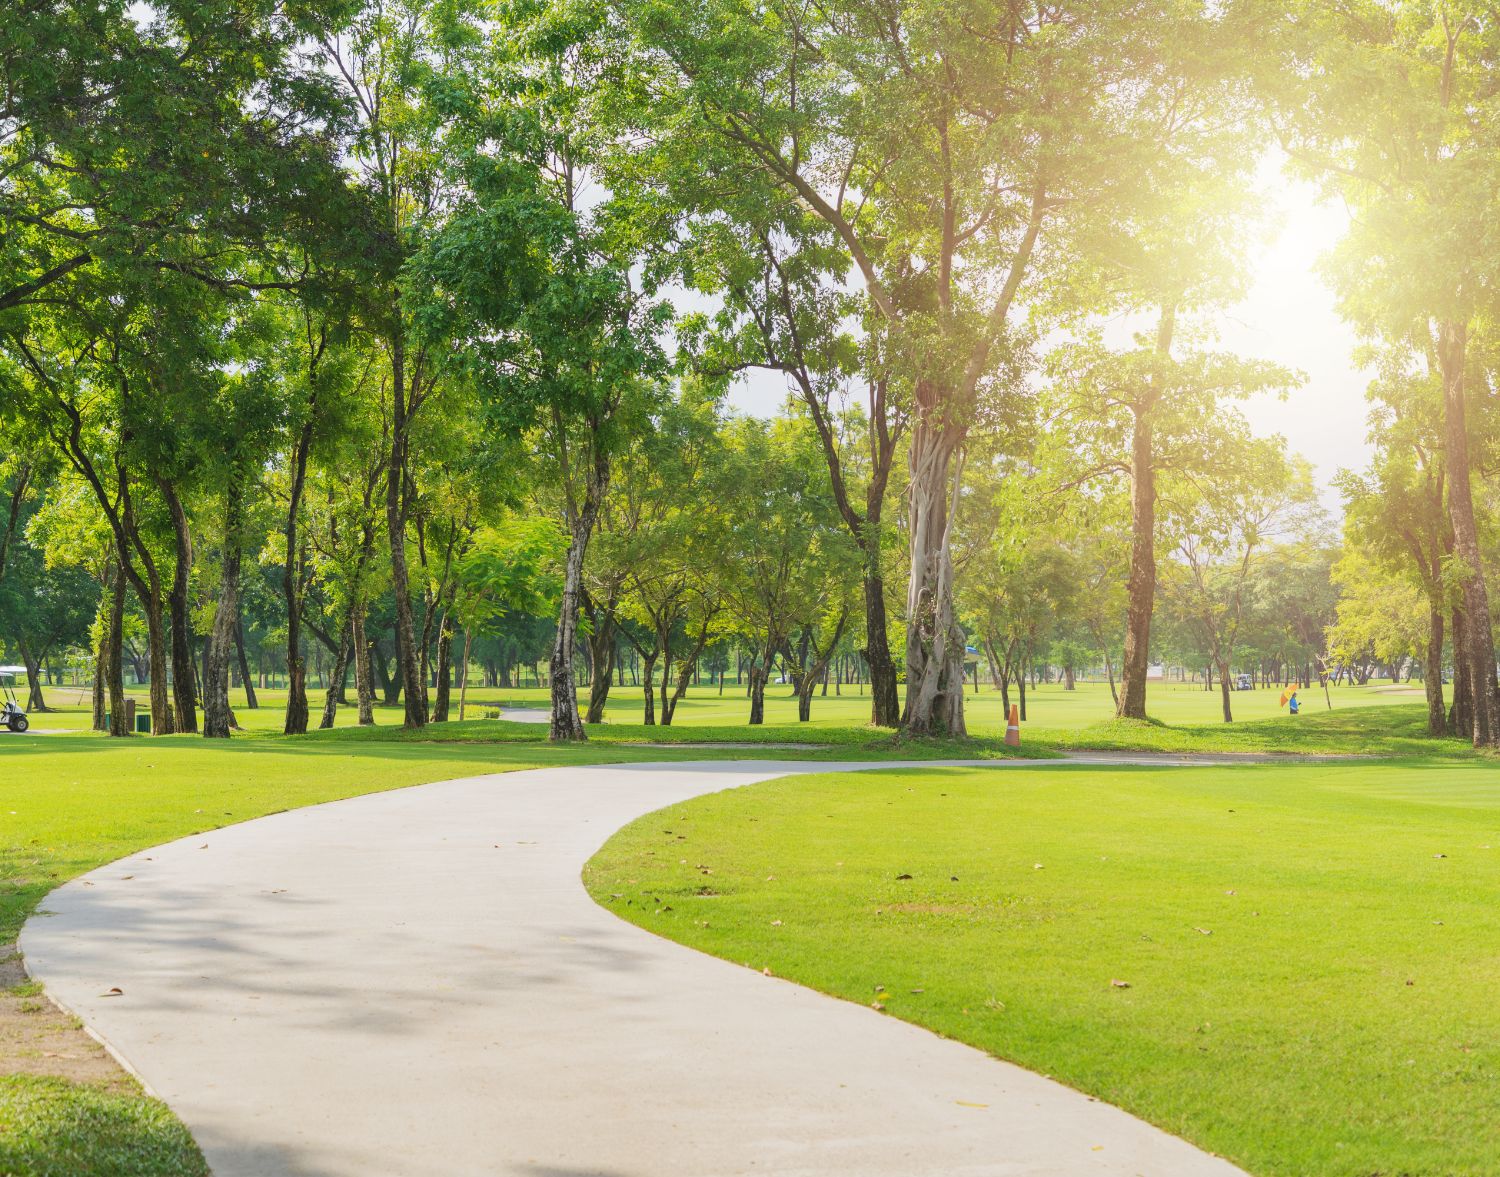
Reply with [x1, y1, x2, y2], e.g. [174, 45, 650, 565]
[0, 942, 135, 1094]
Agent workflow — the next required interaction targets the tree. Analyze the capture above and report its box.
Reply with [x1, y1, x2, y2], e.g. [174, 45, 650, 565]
[715, 416, 859, 724]
[1159, 443, 1315, 722]
[1269, 0, 1500, 744]
[611, 0, 1246, 733]
[1336, 358, 1454, 734]
[413, 0, 671, 741]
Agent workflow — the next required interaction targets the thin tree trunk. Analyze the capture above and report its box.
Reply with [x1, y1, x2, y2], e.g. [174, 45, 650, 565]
[136, 583, 173, 734]
[160, 481, 198, 733]
[433, 610, 455, 723]
[1450, 606, 1472, 737]
[458, 628, 473, 721]
[1425, 603, 1446, 737]
[550, 511, 595, 742]
[203, 479, 243, 739]
[640, 652, 657, 724]
[234, 610, 258, 709]
[92, 570, 109, 729]
[1118, 309, 1173, 719]
[353, 606, 376, 725]
[1218, 657, 1233, 723]
[863, 569, 899, 728]
[1439, 320, 1498, 745]
[387, 334, 426, 727]
[319, 620, 352, 730]
[107, 555, 128, 737]
[584, 608, 616, 724]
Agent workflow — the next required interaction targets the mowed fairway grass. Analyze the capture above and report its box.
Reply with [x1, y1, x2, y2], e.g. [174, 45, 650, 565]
[586, 758, 1500, 1177]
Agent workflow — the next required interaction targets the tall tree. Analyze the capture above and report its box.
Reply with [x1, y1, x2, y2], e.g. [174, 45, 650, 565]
[613, 0, 1250, 733]
[1269, 0, 1500, 745]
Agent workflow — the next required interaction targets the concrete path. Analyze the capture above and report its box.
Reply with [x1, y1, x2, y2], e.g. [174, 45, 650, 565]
[22, 759, 1248, 1177]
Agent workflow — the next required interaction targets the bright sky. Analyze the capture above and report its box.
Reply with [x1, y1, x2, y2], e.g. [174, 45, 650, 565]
[723, 167, 1373, 517]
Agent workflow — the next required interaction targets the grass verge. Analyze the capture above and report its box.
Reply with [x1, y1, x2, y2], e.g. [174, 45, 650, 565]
[0, 1075, 207, 1177]
[585, 758, 1500, 1177]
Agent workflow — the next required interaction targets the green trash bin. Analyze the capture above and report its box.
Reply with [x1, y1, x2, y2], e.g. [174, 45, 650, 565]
[135, 711, 152, 734]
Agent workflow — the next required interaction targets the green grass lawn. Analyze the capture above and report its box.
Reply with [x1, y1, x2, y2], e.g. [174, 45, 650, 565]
[20, 675, 1433, 735]
[0, 685, 1480, 1176]
[585, 759, 1500, 1177]
[0, 1076, 205, 1177]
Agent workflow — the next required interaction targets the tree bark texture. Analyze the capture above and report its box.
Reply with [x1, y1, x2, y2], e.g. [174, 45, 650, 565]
[1438, 320, 1498, 746]
[902, 392, 966, 737]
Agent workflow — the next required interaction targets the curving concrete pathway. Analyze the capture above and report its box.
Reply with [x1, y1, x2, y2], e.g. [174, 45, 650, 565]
[22, 759, 1248, 1177]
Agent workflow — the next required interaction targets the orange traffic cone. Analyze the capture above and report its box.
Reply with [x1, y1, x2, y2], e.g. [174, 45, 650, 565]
[1005, 703, 1021, 747]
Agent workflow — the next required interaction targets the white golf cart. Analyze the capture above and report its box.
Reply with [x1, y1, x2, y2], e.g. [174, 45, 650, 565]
[0, 666, 30, 732]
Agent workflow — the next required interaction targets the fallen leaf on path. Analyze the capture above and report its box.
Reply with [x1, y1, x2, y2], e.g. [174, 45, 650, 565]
[101, 987, 123, 997]
[955, 1100, 988, 1109]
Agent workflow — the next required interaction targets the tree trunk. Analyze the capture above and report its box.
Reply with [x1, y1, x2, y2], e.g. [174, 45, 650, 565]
[550, 509, 595, 742]
[433, 610, 455, 723]
[135, 581, 174, 734]
[584, 611, 616, 724]
[387, 335, 426, 727]
[283, 420, 314, 734]
[203, 479, 243, 739]
[92, 579, 108, 730]
[664, 617, 715, 725]
[107, 555, 128, 737]
[862, 569, 899, 728]
[1450, 606, 1472, 737]
[458, 628, 473, 721]
[17, 640, 46, 711]
[748, 663, 767, 725]
[1018, 666, 1027, 722]
[902, 399, 966, 736]
[1439, 320, 1498, 745]
[1118, 309, 1174, 719]
[1218, 657, 1233, 723]
[640, 652, 657, 725]
[234, 610, 258, 709]
[1103, 644, 1118, 707]
[1425, 602, 1446, 738]
[319, 620, 352, 730]
[161, 481, 198, 733]
[354, 606, 376, 725]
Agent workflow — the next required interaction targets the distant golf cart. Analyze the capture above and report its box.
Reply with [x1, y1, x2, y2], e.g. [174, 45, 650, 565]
[0, 666, 29, 732]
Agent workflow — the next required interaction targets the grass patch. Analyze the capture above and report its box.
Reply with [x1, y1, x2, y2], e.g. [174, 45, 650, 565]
[0, 1075, 206, 1177]
[585, 759, 1500, 1176]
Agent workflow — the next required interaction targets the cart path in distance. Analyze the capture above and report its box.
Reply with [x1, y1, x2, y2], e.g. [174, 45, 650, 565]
[23, 758, 1250, 1177]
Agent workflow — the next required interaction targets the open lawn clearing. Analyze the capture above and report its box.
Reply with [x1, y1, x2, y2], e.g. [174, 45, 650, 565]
[586, 759, 1500, 1177]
